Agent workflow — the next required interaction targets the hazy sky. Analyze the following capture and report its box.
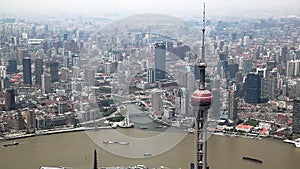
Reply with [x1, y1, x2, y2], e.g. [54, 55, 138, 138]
[0, 0, 299, 17]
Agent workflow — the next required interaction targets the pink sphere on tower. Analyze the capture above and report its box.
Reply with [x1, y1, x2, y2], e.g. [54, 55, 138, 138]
[191, 89, 212, 111]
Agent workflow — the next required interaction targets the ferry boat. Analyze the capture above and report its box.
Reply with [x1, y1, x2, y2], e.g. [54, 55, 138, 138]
[144, 153, 152, 157]
[242, 156, 263, 163]
[118, 141, 130, 145]
[102, 140, 114, 144]
[102, 140, 130, 145]
[140, 126, 148, 129]
[3, 141, 19, 147]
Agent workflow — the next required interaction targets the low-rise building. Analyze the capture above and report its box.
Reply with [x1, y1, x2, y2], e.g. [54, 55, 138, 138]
[235, 124, 254, 132]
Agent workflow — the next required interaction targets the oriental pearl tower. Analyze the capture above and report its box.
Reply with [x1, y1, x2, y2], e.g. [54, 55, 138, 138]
[191, 3, 212, 169]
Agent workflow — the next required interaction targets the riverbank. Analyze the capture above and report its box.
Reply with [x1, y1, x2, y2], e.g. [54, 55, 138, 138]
[0, 126, 113, 141]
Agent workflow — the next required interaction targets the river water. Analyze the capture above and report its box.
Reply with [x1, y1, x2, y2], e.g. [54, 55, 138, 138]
[1, 128, 300, 169]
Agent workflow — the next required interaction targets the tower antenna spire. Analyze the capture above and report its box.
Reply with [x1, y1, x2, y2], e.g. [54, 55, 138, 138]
[198, 2, 206, 90]
[201, 2, 206, 63]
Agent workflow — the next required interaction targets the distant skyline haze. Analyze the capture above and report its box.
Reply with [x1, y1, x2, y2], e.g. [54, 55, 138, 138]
[0, 0, 299, 18]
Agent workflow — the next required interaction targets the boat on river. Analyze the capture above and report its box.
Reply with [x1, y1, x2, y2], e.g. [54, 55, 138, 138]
[118, 141, 130, 145]
[3, 141, 19, 147]
[102, 139, 114, 144]
[144, 153, 152, 157]
[242, 156, 263, 163]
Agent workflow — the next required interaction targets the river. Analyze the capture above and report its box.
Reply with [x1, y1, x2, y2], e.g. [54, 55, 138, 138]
[1, 128, 300, 169]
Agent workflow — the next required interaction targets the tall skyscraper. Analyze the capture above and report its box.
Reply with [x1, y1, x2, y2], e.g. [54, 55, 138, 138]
[195, 64, 200, 80]
[287, 60, 300, 78]
[72, 66, 80, 78]
[191, 4, 212, 169]
[17, 111, 25, 130]
[293, 98, 300, 134]
[151, 89, 164, 116]
[60, 67, 69, 82]
[23, 110, 36, 129]
[84, 68, 95, 86]
[7, 59, 17, 74]
[23, 57, 32, 85]
[261, 75, 277, 101]
[0, 66, 6, 78]
[242, 59, 252, 75]
[210, 88, 221, 119]
[147, 67, 155, 83]
[228, 87, 238, 122]
[218, 52, 228, 78]
[35, 58, 43, 86]
[228, 63, 239, 79]
[154, 42, 166, 80]
[296, 79, 300, 96]
[104, 62, 112, 75]
[244, 73, 262, 104]
[0, 77, 10, 91]
[63, 51, 71, 68]
[49, 61, 59, 83]
[72, 54, 80, 67]
[42, 73, 51, 94]
[175, 88, 189, 116]
[186, 72, 195, 93]
[210, 77, 221, 119]
[17, 48, 29, 64]
[5, 88, 15, 110]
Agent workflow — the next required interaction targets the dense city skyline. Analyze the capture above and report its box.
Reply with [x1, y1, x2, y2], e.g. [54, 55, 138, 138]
[0, 0, 299, 18]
